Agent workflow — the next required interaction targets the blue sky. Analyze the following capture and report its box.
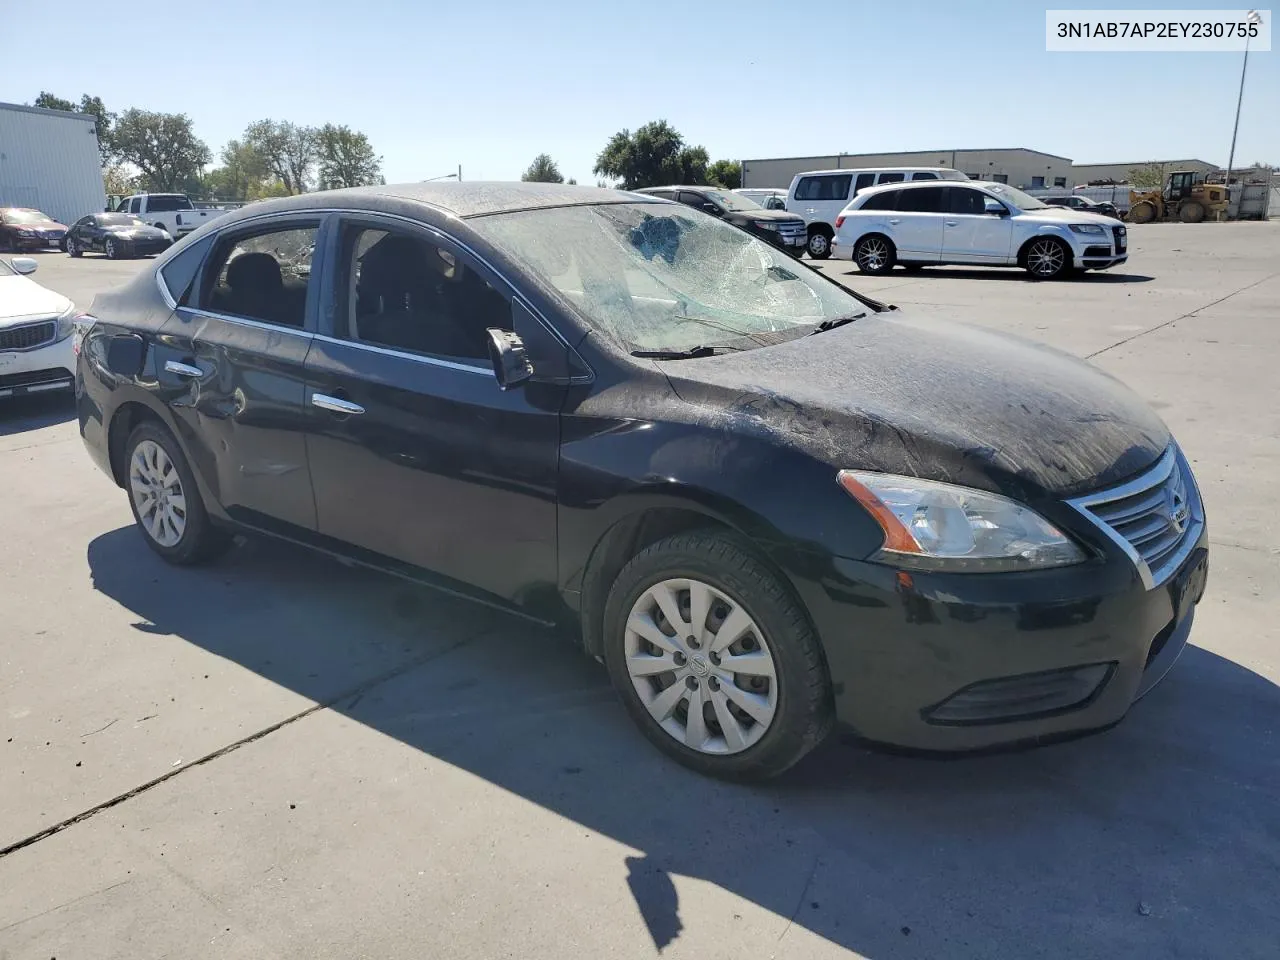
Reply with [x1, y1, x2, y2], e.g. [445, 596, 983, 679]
[6, 0, 1276, 183]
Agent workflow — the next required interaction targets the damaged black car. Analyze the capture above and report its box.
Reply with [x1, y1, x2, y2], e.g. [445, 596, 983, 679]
[76, 183, 1207, 780]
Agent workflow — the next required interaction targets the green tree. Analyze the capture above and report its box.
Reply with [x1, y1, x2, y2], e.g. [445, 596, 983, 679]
[243, 120, 319, 194]
[707, 159, 742, 190]
[112, 109, 211, 192]
[202, 139, 270, 201]
[521, 153, 564, 183]
[593, 120, 711, 189]
[33, 92, 116, 164]
[102, 165, 136, 201]
[1127, 163, 1165, 190]
[317, 124, 383, 189]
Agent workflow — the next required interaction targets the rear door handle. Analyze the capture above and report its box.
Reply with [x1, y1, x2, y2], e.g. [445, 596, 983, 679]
[945, 220, 959, 226]
[164, 360, 203, 378]
[888, 218, 901, 225]
[311, 393, 365, 416]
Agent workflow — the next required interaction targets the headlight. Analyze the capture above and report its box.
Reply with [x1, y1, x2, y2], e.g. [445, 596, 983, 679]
[753, 221, 780, 232]
[837, 471, 1087, 572]
[1069, 224, 1106, 235]
[55, 305, 77, 342]
[17, 229, 35, 236]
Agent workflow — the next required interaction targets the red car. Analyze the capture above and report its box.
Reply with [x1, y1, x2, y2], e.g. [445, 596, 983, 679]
[0, 208, 69, 251]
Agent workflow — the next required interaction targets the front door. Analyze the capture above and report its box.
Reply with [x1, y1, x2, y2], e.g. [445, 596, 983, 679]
[941, 187, 1015, 264]
[302, 215, 562, 611]
[160, 215, 324, 535]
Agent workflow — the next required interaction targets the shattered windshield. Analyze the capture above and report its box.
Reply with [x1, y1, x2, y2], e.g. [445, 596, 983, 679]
[472, 203, 866, 353]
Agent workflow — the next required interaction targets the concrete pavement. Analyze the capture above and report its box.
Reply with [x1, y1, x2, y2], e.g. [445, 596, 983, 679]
[2, 224, 1278, 959]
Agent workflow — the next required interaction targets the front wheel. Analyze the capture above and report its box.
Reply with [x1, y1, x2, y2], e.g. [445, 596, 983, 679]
[67, 237, 82, 258]
[104, 238, 119, 260]
[806, 231, 832, 259]
[125, 420, 231, 565]
[854, 235, 895, 275]
[1023, 237, 1071, 279]
[603, 531, 833, 781]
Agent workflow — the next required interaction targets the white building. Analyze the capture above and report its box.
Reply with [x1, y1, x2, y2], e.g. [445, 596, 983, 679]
[0, 102, 107, 225]
[742, 148, 1075, 191]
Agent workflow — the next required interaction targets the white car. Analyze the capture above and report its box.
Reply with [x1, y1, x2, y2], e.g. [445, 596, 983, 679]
[0, 257, 77, 398]
[732, 188, 788, 210]
[832, 180, 1127, 279]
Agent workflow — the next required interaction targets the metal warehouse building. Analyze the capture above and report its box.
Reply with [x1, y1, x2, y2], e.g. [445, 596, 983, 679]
[742, 148, 1075, 191]
[0, 102, 107, 226]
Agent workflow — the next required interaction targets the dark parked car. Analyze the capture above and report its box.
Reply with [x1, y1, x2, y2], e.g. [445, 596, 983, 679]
[1043, 195, 1121, 219]
[0, 208, 68, 251]
[66, 213, 173, 260]
[635, 186, 808, 255]
[76, 183, 1208, 780]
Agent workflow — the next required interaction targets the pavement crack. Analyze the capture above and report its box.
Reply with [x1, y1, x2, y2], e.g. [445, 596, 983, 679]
[0, 631, 489, 861]
[1087, 270, 1280, 360]
[0, 879, 133, 934]
[775, 853, 821, 947]
[80, 718, 118, 738]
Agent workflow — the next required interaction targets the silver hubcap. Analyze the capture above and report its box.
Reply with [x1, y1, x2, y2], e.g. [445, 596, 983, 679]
[1028, 239, 1064, 276]
[129, 439, 187, 547]
[809, 234, 828, 255]
[625, 578, 778, 755]
[857, 238, 890, 271]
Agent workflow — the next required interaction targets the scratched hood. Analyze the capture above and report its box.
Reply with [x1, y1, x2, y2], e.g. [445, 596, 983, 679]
[664, 311, 1170, 499]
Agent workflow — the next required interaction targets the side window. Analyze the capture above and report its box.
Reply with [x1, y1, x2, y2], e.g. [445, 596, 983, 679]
[678, 191, 712, 211]
[853, 173, 875, 195]
[949, 188, 987, 216]
[128, 198, 141, 214]
[1031, 176, 1045, 188]
[896, 186, 945, 213]
[646, 189, 676, 200]
[339, 224, 510, 363]
[877, 173, 906, 185]
[159, 234, 215, 306]
[911, 172, 939, 181]
[74, 216, 92, 227]
[765, 196, 786, 210]
[200, 224, 318, 328]
[795, 175, 851, 202]
[860, 190, 900, 211]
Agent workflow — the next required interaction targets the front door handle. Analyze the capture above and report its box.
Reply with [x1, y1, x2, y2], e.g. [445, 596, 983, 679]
[311, 393, 365, 416]
[944, 220, 959, 226]
[888, 218, 902, 225]
[164, 360, 204, 378]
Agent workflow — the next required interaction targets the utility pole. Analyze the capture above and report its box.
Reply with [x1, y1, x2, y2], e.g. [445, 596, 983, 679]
[1226, 10, 1264, 186]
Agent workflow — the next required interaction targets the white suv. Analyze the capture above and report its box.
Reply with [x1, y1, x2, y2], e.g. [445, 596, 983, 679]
[832, 181, 1127, 280]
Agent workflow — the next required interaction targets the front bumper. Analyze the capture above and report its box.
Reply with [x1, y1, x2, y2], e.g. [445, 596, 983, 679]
[9, 232, 65, 250]
[786, 528, 1208, 752]
[0, 335, 75, 398]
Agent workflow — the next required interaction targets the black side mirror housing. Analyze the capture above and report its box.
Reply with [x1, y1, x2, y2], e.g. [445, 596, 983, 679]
[486, 328, 534, 390]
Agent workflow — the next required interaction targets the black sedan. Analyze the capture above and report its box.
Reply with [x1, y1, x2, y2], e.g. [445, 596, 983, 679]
[634, 186, 809, 255]
[66, 213, 173, 260]
[76, 183, 1207, 780]
[1043, 194, 1122, 219]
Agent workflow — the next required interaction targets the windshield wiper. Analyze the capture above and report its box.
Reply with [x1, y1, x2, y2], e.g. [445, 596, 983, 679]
[631, 345, 735, 360]
[809, 312, 867, 335]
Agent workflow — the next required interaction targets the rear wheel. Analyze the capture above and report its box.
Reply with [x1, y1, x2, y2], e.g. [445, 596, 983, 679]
[1023, 237, 1071, 279]
[125, 420, 230, 565]
[854, 234, 896, 275]
[806, 229, 832, 260]
[603, 530, 833, 781]
[1178, 200, 1205, 223]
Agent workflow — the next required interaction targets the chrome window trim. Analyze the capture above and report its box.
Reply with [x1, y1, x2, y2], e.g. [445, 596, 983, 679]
[311, 333, 493, 377]
[1066, 445, 1204, 590]
[177, 307, 314, 339]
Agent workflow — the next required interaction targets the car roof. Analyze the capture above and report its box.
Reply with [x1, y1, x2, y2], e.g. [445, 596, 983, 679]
[236, 182, 652, 220]
[635, 185, 714, 193]
[794, 167, 958, 177]
[856, 179, 978, 197]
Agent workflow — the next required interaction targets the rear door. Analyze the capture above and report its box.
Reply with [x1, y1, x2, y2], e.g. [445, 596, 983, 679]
[941, 186, 1015, 263]
[888, 185, 946, 262]
[301, 214, 563, 611]
[161, 214, 326, 535]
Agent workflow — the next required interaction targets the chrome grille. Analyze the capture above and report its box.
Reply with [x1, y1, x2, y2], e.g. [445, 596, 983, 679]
[777, 220, 806, 242]
[0, 321, 56, 351]
[1068, 446, 1202, 589]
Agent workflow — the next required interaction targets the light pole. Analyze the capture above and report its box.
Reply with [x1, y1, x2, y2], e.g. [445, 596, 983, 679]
[422, 172, 458, 182]
[1225, 10, 1264, 187]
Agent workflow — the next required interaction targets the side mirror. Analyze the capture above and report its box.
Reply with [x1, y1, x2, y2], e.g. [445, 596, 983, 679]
[486, 328, 533, 390]
[702, 203, 721, 215]
[985, 205, 1009, 217]
[10, 257, 38, 275]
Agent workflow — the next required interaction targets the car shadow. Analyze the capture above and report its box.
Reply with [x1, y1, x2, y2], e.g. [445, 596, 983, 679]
[0, 392, 76, 436]
[841, 267, 1155, 284]
[85, 526, 1280, 958]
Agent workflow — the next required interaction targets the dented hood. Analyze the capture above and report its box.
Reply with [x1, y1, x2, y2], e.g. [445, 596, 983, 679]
[663, 311, 1169, 499]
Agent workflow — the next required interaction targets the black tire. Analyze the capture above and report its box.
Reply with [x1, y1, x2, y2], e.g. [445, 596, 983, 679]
[806, 229, 832, 260]
[1022, 236, 1072, 280]
[104, 238, 119, 260]
[67, 236, 82, 258]
[853, 234, 896, 275]
[124, 420, 231, 565]
[603, 530, 833, 781]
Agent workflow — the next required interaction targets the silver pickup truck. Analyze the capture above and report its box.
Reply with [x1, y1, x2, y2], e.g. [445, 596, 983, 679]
[112, 193, 230, 239]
